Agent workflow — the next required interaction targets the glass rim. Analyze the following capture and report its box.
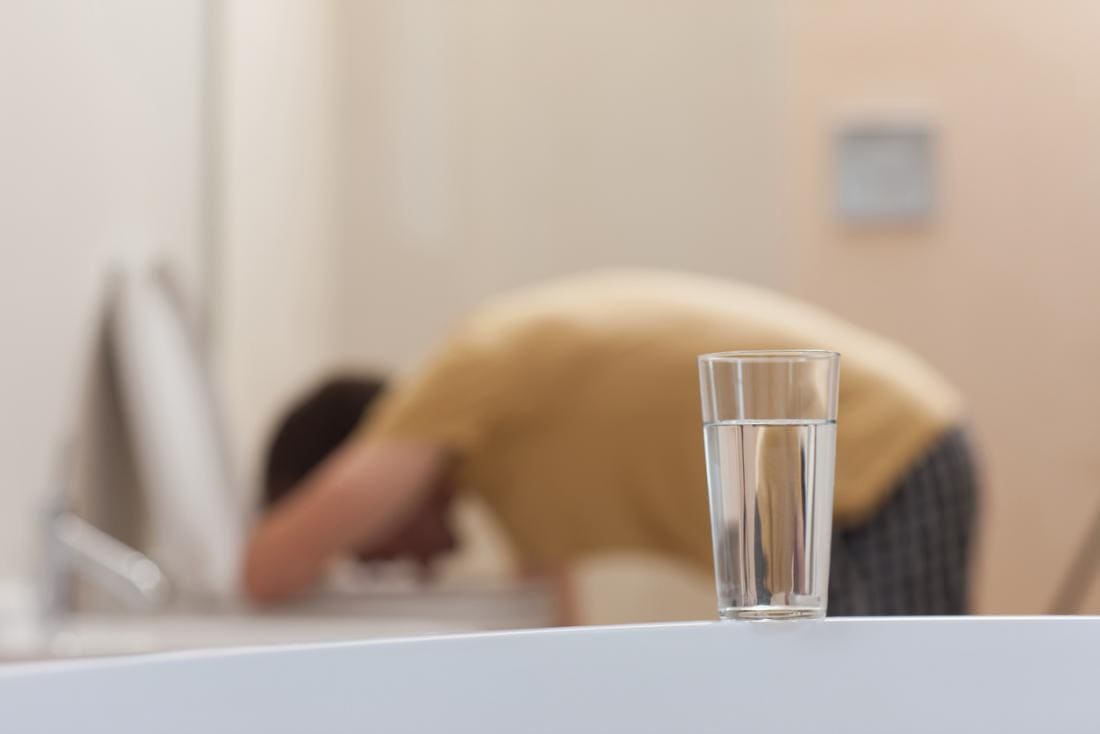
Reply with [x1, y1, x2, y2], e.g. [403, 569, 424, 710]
[698, 349, 839, 364]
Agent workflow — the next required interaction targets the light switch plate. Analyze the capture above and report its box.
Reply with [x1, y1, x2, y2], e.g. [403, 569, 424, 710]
[835, 122, 935, 224]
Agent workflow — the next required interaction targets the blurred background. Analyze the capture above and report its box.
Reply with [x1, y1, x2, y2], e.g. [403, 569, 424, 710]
[2, 0, 1100, 656]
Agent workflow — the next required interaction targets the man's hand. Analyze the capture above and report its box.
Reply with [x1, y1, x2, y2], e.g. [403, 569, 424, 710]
[242, 439, 447, 603]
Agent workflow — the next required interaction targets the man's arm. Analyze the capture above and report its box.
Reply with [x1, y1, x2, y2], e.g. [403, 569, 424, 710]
[242, 439, 447, 603]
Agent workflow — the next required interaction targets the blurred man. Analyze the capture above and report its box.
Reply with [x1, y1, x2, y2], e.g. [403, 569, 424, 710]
[243, 270, 978, 617]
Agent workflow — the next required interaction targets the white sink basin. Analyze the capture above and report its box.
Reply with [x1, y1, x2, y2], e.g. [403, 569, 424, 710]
[2, 614, 468, 661]
[0, 582, 555, 662]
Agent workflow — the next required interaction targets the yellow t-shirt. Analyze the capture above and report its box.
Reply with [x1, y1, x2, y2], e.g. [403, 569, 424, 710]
[362, 270, 961, 572]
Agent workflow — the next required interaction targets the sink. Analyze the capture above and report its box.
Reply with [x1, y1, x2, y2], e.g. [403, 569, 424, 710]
[0, 580, 555, 662]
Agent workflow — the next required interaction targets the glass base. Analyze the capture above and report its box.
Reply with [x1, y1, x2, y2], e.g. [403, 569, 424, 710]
[720, 605, 824, 621]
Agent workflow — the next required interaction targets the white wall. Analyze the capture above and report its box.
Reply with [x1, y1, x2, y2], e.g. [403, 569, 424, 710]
[218, 1, 789, 488]
[0, 1, 206, 582]
[214, 0, 345, 491]
[339, 0, 789, 370]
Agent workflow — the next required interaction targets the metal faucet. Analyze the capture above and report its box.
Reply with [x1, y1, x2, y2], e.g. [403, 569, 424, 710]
[40, 453, 171, 621]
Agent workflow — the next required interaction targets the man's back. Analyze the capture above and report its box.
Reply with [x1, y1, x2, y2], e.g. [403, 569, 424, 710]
[364, 270, 961, 571]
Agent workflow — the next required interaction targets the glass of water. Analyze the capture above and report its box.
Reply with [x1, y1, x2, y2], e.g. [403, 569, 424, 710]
[699, 350, 840, 620]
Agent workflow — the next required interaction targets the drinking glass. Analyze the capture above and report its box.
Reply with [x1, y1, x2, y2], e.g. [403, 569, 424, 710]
[698, 350, 840, 620]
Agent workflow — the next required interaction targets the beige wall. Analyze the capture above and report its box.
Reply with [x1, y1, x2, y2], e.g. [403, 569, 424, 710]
[215, 0, 347, 489]
[788, 1, 1100, 612]
[220, 0, 789, 475]
[337, 0, 789, 371]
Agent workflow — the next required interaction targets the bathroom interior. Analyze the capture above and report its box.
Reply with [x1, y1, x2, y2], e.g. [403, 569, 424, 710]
[3, 0, 1100, 664]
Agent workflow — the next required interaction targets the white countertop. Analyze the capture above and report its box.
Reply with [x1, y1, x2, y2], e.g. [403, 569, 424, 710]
[3, 617, 1098, 733]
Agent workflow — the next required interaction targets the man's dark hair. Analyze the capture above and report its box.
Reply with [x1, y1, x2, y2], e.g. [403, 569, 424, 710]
[262, 375, 387, 509]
